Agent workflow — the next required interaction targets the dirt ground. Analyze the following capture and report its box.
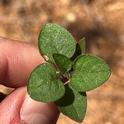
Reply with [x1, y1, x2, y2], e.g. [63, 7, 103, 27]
[0, 0, 124, 124]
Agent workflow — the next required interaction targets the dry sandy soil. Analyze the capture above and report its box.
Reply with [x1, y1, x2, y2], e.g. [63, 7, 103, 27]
[0, 0, 124, 124]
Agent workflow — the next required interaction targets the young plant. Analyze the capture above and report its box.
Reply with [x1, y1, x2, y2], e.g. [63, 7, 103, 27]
[27, 23, 111, 123]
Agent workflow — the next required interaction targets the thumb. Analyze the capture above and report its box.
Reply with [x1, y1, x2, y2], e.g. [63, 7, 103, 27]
[0, 87, 59, 124]
[20, 88, 59, 124]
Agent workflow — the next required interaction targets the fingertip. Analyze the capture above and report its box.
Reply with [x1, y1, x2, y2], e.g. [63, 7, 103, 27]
[20, 93, 59, 124]
[0, 39, 44, 87]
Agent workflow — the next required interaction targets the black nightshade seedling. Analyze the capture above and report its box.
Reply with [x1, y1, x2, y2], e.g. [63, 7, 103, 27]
[27, 23, 111, 122]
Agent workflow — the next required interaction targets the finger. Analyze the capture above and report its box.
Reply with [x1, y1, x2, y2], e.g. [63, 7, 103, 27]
[0, 37, 44, 87]
[0, 87, 59, 124]
[0, 87, 26, 123]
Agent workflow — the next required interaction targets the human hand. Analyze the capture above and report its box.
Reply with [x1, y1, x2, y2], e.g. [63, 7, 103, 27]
[0, 37, 59, 124]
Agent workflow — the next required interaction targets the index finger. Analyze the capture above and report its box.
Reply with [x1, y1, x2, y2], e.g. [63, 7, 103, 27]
[0, 37, 44, 88]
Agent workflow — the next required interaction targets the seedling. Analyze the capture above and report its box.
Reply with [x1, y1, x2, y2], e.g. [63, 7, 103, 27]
[27, 23, 111, 123]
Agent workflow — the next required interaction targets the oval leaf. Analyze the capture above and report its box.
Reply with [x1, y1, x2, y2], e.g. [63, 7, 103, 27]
[69, 55, 111, 91]
[53, 53, 72, 73]
[56, 85, 87, 122]
[38, 23, 76, 63]
[78, 37, 86, 54]
[70, 43, 82, 61]
[27, 63, 65, 102]
[70, 38, 86, 61]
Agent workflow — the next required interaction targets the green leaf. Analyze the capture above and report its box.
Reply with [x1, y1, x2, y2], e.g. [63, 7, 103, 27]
[56, 85, 87, 122]
[38, 23, 76, 63]
[78, 37, 86, 53]
[70, 43, 82, 61]
[69, 55, 111, 91]
[27, 63, 65, 102]
[70, 38, 86, 61]
[53, 53, 72, 73]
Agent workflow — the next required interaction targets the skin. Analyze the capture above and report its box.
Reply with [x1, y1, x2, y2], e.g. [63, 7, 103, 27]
[0, 37, 59, 124]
